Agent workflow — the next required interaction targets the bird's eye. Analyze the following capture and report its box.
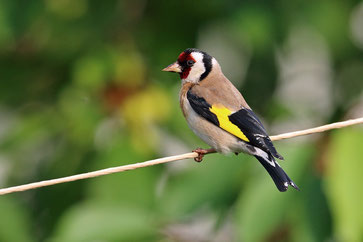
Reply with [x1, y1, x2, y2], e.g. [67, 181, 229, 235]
[186, 60, 195, 67]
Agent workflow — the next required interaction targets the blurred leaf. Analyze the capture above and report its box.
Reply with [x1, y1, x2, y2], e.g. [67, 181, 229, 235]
[72, 51, 112, 91]
[336, 61, 363, 101]
[113, 49, 146, 87]
[324, 128, 363, 241]
[86, 137, 160, 208]
[58, 87, 102, 145]
[160, 154, 251, 219]
[306, 0, 350, 55]
[50, 202, 157, 241]
[45, 0, 88, 19]
[232, 6, 274, 53]
[0, 1, 14, 48]
[288, 203, 317, 242]
[0, 197, 33, 242]
[122, 87, 171, 154]
[300, 175, 332, 241]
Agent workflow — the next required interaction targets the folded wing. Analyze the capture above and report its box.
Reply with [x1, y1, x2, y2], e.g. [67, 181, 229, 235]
[187, 90, 283, 160]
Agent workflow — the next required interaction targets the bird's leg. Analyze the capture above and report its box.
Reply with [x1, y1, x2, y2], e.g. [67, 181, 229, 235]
[192, 148, 216, 162]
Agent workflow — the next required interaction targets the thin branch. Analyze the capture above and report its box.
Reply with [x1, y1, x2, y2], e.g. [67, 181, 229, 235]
[0, 117, 362, 196]
[270, 117, 363, 141]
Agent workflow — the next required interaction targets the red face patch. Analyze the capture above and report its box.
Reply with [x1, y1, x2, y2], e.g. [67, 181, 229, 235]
[177, 52, 196, 79]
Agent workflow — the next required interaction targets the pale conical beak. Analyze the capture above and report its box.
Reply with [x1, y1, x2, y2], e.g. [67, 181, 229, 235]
[162, 62, 182, 73]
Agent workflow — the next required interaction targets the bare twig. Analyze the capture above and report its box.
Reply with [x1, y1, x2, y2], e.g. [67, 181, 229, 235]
[270, 117, 363, 141]
[0, 117, 362, 195]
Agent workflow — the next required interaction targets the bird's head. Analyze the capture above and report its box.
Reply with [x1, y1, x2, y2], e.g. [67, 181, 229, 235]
[163, 48, 215, 83]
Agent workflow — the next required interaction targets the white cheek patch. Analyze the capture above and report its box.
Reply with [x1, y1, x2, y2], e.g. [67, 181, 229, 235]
[186, 52, 205, 83]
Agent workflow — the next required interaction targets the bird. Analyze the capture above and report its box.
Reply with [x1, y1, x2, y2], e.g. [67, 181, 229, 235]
[162, 48, 299, 192]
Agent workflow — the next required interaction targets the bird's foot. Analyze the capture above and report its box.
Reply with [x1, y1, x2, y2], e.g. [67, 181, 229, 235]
[192, 148, 216, 162]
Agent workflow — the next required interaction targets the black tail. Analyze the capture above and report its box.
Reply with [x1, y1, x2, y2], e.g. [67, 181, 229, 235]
[254, 155, 299, 192]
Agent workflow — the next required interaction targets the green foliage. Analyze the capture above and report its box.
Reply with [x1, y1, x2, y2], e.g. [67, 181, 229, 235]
[325, 128, 363, 241]
[51, 202, 157, 241]
[0, 197, 33, 242]
[0, 0, 362, 241]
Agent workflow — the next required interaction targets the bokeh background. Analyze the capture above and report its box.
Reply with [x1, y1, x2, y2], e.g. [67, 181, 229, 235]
[0, 0, 363, 241]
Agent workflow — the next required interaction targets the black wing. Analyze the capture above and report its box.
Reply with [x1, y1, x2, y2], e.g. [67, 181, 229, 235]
[229, 109, 283, 160]
[187, 90, 219, 126]
[187, 90, 283, 160]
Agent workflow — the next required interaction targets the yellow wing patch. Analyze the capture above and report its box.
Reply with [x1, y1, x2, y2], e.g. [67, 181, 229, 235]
[209, 105, 250, 142]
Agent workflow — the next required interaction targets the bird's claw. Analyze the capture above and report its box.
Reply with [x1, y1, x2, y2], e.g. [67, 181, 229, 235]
[192, 148, 210, 162]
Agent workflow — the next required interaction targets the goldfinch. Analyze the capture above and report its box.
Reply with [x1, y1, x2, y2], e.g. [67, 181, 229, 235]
[163, 48, 299, 192]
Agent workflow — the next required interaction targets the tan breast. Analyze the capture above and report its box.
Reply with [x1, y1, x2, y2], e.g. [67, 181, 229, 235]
[179, 82, 194, 118]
